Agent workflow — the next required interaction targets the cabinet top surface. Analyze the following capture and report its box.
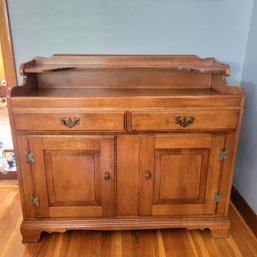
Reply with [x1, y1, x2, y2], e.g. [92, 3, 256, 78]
[21, 54, 230, 75]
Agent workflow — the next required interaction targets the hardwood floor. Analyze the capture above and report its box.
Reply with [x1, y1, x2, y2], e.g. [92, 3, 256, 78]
[0, 183, 257, 257]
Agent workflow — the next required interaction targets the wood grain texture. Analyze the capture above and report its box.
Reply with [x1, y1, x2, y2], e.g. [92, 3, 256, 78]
[28, 88, 220, 97]
[7, 55, 245, 242]
[1, 184, 257, 257]
[140, 134, 222, 216]
[22, 55, 229, 72]
[154, 149, 206, 202]
[129, 110, 239, 131]
[36, 70, 213, 89]
[25, 136, 115, 219]
[9, 95, 242, 109]
[13, 111, 125, 131]
[116, 135, 140, 216]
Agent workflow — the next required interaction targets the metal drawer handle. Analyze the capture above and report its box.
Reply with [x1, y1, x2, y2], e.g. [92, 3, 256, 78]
[175, 116, 195, 128]
[60, 117, 80, 128]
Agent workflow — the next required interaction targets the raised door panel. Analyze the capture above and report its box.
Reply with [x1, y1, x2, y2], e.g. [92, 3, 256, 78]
[154, 148, 208, 204]
[26, 136, 115, 218]
[45, 150, 100, 206]
[140, 134, 225, 216]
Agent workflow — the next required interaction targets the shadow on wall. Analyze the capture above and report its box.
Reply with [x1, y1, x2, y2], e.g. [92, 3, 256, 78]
[225, 61, 241, 85]
[234, 81, 257, 186]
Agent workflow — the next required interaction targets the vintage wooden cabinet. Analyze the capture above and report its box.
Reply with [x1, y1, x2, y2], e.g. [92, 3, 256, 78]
[7, 55, 245, 242]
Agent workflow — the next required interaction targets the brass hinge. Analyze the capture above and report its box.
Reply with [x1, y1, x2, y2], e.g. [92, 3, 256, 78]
[30, 193, 40, 207]
[25, 149, 35, 164]
[214, 192, 222, 204]
[220, 148, 228, 161]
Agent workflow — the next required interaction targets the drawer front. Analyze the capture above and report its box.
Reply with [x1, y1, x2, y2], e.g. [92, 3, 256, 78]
[14, 111, 125, 131]
[129, 111, 239, 131]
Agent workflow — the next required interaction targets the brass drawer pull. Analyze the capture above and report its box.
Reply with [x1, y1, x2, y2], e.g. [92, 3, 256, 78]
[175, 116, 195, 128]
[145, 171, 152, 179]
[104, 172, 111, 180]
[60, 117, 80, 128]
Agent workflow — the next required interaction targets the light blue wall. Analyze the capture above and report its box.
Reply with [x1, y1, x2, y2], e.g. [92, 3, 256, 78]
[7, 0, 253, 84]
[234, 0, 257, 213]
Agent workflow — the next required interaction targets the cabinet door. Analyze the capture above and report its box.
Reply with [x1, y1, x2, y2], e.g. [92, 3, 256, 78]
[140, 134, 225, 216]
[19, 136, 115, 218]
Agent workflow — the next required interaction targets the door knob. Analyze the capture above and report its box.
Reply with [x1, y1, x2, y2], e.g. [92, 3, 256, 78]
[104, 172, 111, 180]
[145, 171, 152, 179]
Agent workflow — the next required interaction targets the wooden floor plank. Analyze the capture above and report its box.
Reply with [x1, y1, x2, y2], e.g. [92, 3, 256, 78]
[22, 234, 50, 257]
[68, 231, 102, 257]
[190, 230, 222, 257]
[153, 230, 167, 257]
[121, 231, 135, 257]
[161, 229, 199, 257]
[0, 184, 257, 257]
[111, 231, 122, 257]
[133, 230, 156, 257]
[0, 190, 17, 219]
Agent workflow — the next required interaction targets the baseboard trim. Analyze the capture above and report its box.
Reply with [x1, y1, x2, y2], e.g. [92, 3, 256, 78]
[231, 185, 257, 238]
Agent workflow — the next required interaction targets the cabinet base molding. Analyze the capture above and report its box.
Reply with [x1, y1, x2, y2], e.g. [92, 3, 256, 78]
[21, 217, 230, 242]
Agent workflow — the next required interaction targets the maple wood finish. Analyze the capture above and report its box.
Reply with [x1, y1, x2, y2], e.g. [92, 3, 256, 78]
[7, 55, 245, 242]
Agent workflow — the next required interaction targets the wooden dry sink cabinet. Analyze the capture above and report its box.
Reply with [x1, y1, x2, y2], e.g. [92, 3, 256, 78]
[7, 55, 245, 242]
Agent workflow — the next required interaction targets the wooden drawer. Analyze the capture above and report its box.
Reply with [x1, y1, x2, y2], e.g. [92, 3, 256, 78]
[13, 110, 125, 131]
[129, 111, 239, 131]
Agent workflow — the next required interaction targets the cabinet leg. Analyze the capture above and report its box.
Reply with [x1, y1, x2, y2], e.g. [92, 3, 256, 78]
[210, 227, 230, 238]
[21, 228, 42, 243]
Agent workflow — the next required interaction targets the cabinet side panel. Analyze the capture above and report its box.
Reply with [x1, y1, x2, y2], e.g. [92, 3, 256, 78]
[116, 136, 140, 216]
